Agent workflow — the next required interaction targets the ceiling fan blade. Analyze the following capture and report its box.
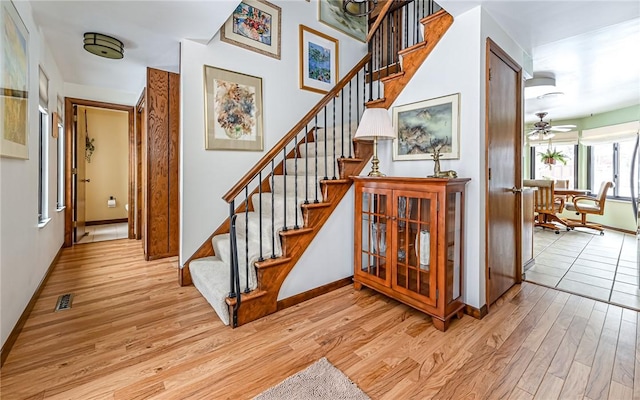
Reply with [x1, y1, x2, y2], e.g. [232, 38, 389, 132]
[549, 127, 572, 132]
[552, 124, 577, 129]
[526, 129, 538, 136]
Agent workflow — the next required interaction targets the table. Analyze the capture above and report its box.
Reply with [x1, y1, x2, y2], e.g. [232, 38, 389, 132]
[554, 188, 590, 197]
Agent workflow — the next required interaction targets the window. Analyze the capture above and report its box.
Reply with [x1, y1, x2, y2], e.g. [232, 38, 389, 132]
[531, 144, 578, 188]
[583, 121, 639, 199]
[589, 138, 638, 199]
[56, 97, 65, 210]
[38, 106, 49, 223]
[38, 66, 49, 224]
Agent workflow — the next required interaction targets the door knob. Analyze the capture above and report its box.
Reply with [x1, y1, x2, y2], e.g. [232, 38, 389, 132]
[81, 179, 91, 183]
[510, 186, 522, 193]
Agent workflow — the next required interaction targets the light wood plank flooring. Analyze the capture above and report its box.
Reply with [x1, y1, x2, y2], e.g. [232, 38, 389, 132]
[1, 239, 638, 399]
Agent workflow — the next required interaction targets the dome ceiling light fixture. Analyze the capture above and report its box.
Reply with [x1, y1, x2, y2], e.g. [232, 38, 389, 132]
[83, 32, 124, 59]
[342, 0, 378, 17]
[524, 75, 564, 100]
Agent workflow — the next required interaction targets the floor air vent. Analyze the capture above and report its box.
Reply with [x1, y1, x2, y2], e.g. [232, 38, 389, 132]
[54, 293, 74, 311]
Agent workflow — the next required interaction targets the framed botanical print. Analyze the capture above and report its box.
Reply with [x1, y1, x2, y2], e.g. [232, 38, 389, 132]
[393, 93, 460, 160]
[1, 0, 29, 159]
[204, 65, 264, 151]
[221, 0, 281, 60]
[299, 25, 339, 95]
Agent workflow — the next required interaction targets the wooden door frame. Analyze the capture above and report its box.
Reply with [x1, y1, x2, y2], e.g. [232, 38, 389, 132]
[63, 98, 135, 247]
[484, 38, 523, 309]
[134, 89, 145, 240]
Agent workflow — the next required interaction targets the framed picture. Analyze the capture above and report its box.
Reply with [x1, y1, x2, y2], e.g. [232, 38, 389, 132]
[318, 0, 367, 42]
[220, 0, 281, 60]
[1, 0, 29, 159]
[204, 65, 263, 151]
[393, 93, 460, 160]
[299, 25, 339, 95]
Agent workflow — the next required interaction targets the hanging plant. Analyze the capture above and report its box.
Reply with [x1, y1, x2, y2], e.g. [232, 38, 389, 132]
[84, 109, 95, 163]
[537, 147, 567, 167]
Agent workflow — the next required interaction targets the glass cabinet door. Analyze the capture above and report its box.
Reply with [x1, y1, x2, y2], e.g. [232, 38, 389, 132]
[358, 187, 391, 286]
[392, 191, 438, 306]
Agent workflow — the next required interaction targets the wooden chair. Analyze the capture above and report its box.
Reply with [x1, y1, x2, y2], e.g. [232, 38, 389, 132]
[524, 179, 567, 234]
[564, 181, 613, 235]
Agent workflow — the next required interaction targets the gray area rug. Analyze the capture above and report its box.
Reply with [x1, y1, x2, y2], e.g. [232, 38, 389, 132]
[253, 357, 370, 400]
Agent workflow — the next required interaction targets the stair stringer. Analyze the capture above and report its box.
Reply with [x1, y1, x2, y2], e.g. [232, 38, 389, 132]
[226, 142, 373, 326]
[369, 9, 454, 109]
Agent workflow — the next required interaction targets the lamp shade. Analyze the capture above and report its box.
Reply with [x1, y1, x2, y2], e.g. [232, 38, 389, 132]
[354, 108, 395, 140]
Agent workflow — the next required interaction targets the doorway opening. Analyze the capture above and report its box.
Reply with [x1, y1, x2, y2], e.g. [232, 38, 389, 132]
[63, 98, 135, 247]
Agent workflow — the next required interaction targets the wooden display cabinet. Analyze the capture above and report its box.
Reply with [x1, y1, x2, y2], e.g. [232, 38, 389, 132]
[352, 176, 470, 331]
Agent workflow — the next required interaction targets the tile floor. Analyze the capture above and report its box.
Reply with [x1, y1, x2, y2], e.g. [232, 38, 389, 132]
[76, 222, 129, 244]
[526, 226, 640, 311]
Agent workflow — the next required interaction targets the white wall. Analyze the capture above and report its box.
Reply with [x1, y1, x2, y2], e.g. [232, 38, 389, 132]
[374, 6, 527, 309]
[64, 82, 139, 106]
[180, 0, 367, 278]
[1, 1, 65, 348]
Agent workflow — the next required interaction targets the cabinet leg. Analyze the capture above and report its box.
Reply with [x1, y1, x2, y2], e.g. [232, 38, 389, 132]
[432, 317, 449, 332]
[456, 309, 464, 320]
[353, 281, 363, 291]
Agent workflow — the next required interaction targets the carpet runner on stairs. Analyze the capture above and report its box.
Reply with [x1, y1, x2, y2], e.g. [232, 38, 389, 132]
[190, 125, 357, 325]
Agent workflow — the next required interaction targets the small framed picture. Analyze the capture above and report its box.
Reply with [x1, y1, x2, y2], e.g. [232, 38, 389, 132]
[220, 0, 281, 60]
[299, 25, 339, 94]
[393, 93, 460, 160]
[204, 65, 264, 151]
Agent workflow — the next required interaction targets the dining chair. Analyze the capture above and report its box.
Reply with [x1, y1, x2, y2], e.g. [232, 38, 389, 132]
[564, 181, 613, 235]
[523, 179, 568, 234]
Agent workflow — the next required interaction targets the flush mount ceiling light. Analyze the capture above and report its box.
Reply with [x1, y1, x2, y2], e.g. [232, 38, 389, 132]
[342, 0, 377, 17]
[524, 76, 563, 99]
[83, 32, 124, 59]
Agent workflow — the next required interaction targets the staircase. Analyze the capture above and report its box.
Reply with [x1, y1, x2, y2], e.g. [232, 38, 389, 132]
[182, 1, 454, 327]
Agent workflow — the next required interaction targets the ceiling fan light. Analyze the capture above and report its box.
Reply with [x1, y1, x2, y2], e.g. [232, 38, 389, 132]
[83, 32, 124, 59]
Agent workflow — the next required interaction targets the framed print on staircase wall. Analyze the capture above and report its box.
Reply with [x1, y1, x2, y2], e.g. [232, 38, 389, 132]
[299, 25, 339, 95]
[220, 0, 281, 60]
[1, 0, 30, 159]
[204, 65, 264, 151]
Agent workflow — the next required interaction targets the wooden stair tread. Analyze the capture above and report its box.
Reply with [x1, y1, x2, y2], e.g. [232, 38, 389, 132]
[398, 42, 428, 57]
[322, 178, 352, 185]
[301, 202, 332, 210]
[381, 71, 406, 83]
[280, 227, 314, 237]
[226, 289, 268, 306]
[255, 257, 293, 269]
[365, 98, 386, 107]
[420, 9, 448, 25]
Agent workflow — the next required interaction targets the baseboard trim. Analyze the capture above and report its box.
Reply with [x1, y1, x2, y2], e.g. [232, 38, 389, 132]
[277, 277, 353, 311]
[86, 218, 128, 226]
[563, 219, 635, 235]
[464, 304, 488, 320]
[523, 258, 535, 272]
[1, 246, 62, 367]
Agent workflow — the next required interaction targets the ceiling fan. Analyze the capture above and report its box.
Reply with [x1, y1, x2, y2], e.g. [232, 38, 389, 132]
[526, 112, 576, 140]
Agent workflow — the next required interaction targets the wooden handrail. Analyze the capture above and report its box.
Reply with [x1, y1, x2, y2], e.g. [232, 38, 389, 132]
[223, 53, 372, 203]
[366, 0, 395, 43]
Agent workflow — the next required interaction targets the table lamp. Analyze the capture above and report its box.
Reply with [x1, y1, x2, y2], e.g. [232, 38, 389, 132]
[354, 108, 395, 176]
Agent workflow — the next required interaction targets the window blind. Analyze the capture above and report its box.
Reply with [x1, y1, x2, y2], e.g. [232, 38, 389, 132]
[580, 121, 640, 145]
[39, 66, 49, 110]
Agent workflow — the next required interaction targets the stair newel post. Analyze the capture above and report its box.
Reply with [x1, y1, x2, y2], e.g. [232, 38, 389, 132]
[304, 125, 309, 205]
[323, 106, 328, 180]
[313, 115, 319, 203]
[228, 202, 237, 300]
[270, 160, 276, 258]
[244, 186, 250, 293]
[348, 80, 353, 158]
[282, 145, 288, 232]
[258, 171, 264, 262]
[293, 133, 300, 229]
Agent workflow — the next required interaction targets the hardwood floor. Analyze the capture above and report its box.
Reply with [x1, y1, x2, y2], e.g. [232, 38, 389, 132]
[1, 239, 638, 399]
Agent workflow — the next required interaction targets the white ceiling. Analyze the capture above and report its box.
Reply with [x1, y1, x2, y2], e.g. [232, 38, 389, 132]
[29, 0, 239, 98]
[29, 1, 640, 121]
